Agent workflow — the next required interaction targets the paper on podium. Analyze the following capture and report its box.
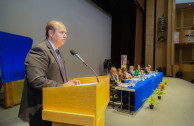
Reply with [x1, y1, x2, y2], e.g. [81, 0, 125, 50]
[76, 82, 97, 86]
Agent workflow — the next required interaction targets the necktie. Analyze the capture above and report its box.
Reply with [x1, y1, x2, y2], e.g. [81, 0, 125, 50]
[55, 49, 67, 83]
[113, 75, 116, 81]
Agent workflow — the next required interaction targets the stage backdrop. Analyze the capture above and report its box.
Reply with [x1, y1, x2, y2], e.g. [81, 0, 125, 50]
[0, 0, 111, 79]
[0, 31, 33, 83]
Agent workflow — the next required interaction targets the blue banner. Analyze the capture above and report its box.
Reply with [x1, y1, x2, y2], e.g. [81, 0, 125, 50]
[0, 31, 33, 83]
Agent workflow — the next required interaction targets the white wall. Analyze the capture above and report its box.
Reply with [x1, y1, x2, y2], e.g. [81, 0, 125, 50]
[0, 0, 111, 79]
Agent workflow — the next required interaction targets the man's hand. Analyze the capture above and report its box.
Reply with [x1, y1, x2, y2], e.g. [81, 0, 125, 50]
[62, 79, 81, 87]
[70, 79, 81, 85]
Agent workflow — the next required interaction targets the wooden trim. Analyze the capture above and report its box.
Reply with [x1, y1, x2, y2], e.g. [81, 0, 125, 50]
[171, 0, 176, 66]
[43, 110, 95, 126]
[4, 80, 24, 107]
[4, 82, 14, 107]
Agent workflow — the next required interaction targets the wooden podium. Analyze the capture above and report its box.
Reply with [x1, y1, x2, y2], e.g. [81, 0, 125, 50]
[42, 76, 110, 126]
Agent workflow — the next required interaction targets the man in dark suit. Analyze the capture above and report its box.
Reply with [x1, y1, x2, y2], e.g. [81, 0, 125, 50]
[128, 66, 135, 77]
[110, 67, 119, 86]
[18, 20, 79, 126]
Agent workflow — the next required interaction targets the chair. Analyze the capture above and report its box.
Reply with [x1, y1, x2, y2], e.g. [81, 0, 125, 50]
[109, 83, 122, 109]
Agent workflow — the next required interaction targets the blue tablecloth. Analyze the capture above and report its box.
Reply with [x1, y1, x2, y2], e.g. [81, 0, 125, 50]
[122, 72, 163, 112]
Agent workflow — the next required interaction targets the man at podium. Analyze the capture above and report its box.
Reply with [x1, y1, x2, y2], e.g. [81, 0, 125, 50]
[18, 20, 79, 126]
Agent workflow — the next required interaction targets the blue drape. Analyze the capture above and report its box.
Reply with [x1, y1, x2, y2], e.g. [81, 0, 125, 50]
[0, 31, 33, 83]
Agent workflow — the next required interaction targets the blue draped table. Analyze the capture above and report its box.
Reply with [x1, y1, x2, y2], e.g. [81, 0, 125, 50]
[116, 72, 163, 112]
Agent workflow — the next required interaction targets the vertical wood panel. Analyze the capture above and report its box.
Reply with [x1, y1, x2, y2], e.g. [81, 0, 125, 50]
[167, 0, 172, 75]
[166, 0, 176, 75]
[135, 6, 143, 66]
[171, 0, 176, 70]
[146, 0, 176, 74]
[183, 8, 193, 27]
[155, 0, 168, 70]
[145, 0, 155, 69]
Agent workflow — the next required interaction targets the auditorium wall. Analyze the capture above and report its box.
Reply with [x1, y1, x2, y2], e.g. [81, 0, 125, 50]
[145, 0, 155, 70]
[176, 7, 194, 30]
[0, 0, 111, 79]
[146, 0, 175, 75]
[155, 0, 168, 71]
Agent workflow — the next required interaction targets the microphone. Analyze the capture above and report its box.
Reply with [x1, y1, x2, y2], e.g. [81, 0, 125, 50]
[70, 50, 87, 66]
[70, 49, 99, 82]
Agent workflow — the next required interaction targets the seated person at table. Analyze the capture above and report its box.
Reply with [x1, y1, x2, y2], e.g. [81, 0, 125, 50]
[122, 67, 132, 80]
[128, 66, 135, 77]
[136, 64, 144, 75]
[117, 68, 125, 83]
[147, 65, 151, 72]
[110, 67, 119, 87]
[137, 64, 141, 72]
[109, 67, 120, 98]
[144, 67, 149, 74]
[134, 64, 140, 75]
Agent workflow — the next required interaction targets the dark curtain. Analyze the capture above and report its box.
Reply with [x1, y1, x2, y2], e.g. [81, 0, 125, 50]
[111, 1, 136, 68]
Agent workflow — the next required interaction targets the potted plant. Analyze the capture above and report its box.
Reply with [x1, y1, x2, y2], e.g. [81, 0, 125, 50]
[154, 88, 165, 100]
[162, 79, 168, 86]
[159, 82, 165, 90]
[145, 95, 159, 109]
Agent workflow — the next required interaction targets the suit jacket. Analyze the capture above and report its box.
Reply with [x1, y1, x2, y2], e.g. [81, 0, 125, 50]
[128, 70, 134, 77]
[110, 74, 119, 87]
[18, 40, 67, 123]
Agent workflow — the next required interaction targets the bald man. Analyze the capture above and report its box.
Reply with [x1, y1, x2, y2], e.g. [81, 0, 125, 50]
[110, 67, 119, 86]
[18, 20, 79, 126]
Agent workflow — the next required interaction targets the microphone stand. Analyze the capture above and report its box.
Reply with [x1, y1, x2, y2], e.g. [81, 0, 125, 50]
[70, 50, 99, 83]
[82, 62, 99, 83]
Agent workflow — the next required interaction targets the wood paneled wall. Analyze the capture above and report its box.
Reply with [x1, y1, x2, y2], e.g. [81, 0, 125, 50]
[146, 0, 176, 75]
[177, 30, 194, 43]
[175, 44, 194, 64]
[134, 6, 143, 66]
[167, 0, 176, 75]
[173, 64, 194, 81]
[145, 0, 155, 70]
[176, 7, 194, 30]
[155, 0, 168, 71]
